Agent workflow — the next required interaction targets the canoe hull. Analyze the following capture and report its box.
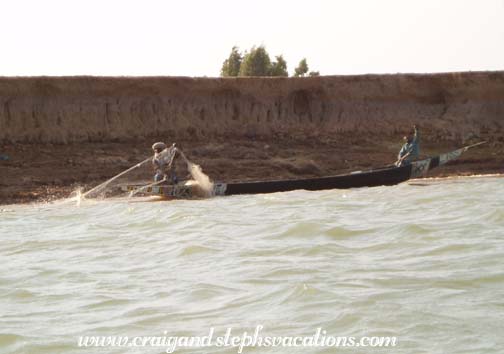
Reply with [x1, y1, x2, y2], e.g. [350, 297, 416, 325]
[222, 165, 413, 196]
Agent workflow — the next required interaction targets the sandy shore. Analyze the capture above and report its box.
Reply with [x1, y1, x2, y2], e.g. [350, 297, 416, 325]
[1, 136, 502, 205]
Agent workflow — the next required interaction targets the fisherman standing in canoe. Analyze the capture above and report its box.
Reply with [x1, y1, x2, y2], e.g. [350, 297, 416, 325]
[152, 142, 179, 184]
[396, 125, 420, 166]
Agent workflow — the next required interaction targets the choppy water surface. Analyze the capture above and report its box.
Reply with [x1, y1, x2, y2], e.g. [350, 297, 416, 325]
[1, 176, 504, 354]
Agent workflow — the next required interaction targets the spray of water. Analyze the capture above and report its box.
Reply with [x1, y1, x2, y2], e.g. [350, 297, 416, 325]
[74, 188, 83, 207]
[187, 162, 214, 197]
[48, 187, 84, 207]
[178, 150, 214, 197]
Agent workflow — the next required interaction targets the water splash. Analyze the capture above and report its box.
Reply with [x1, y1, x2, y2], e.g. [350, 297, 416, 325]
[176, 150, 214, 197]
[187, 162, 214, 197]
[62, 187, 84, 206]
[74, 188, 83, 207]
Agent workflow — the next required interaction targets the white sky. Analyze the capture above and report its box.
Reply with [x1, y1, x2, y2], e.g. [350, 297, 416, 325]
[1, 0, 503, 76]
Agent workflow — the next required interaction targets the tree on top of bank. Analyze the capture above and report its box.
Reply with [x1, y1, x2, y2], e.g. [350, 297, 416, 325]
[220, 46, 242, 77]
[220, 46, 319, 77]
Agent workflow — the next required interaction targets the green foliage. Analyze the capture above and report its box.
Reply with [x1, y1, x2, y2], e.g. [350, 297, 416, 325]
[270, 55, 288, 77]
[220, 46, 319, 77]
[221, 46, 242, 77]
[294, 58, 309, 77]
[239, 46, 272, 77]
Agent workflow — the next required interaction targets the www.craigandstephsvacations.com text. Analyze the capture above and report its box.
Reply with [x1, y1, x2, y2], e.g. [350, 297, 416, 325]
[77, 326, 398, 353]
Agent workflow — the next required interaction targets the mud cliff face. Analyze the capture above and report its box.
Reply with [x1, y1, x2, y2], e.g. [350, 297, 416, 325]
[0, 72, 503, 144]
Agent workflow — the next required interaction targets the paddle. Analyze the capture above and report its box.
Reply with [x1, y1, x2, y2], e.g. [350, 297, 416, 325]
[395, 151, 412, 167]
[462, 141, 487, 151]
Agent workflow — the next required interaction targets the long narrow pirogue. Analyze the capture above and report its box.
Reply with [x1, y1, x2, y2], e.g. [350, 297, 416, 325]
[122, 142, 485, 199]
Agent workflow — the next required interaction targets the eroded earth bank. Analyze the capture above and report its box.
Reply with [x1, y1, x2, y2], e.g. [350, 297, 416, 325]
[1, 72, 503, 204]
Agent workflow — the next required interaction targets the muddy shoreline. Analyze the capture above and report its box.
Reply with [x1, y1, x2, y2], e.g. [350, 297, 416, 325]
[1, 136, 502, 205]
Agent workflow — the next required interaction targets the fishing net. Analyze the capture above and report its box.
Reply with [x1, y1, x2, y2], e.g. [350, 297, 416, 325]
[78, 147, 214, 201]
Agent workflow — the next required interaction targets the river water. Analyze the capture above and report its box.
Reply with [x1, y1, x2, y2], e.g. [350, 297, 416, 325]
[1, 176, 503, 354]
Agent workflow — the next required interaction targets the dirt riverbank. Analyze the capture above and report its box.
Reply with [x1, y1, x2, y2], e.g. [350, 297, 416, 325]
[1, 73, 503, 204]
